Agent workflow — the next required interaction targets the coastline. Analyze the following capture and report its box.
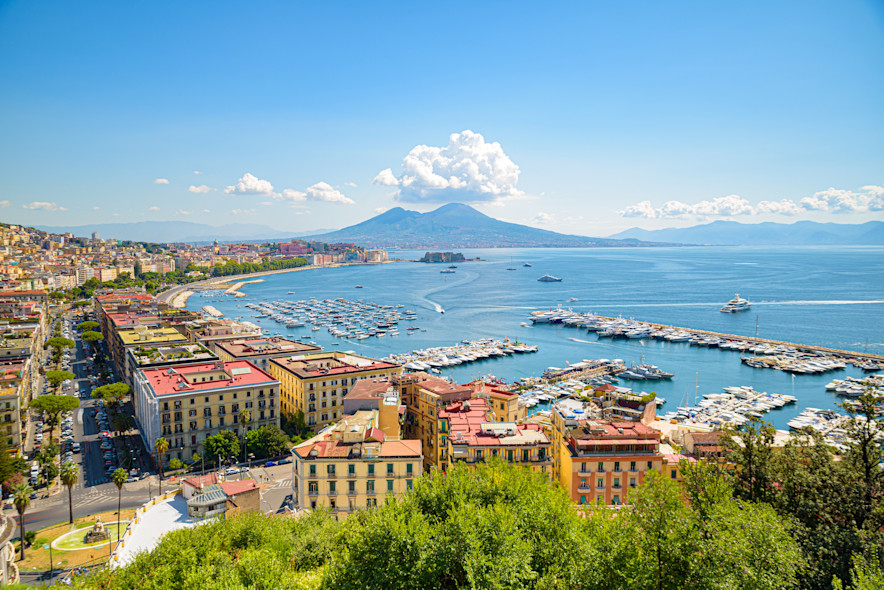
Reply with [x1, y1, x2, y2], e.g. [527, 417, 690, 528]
[158, 261, 394, 309]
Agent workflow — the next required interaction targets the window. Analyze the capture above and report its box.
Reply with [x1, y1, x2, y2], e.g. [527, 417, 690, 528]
[630, 477, 636, 488]
[348, 480, 356, 494]
[597, 462, 604, 472]
[329, 481, 336, 494]
[612, 495, 620, 505]
[580, 495, 586, 504]
[614, 461, 621, 472]
[597, 478, 603, 488]
[367, 464, 375, 476]
[647, 461, 653, 470]
[507, 450, 514, 462]
[406, 463, 413, 475]
[309, 464, 316, 476]
[406, 479, 413, 491]
[670, 470, 677, 479]
[327, 465, 336, 476]
[386, 463, 394, 475]
[366, 480, 375, 493]
[348, 464, 355, 476]
[630, 461, 636, 472]
[386, 479, 394, 493]
[613, 478, 620, 488]
[308, 481, 318, 494]
[522, 449, 530, 462]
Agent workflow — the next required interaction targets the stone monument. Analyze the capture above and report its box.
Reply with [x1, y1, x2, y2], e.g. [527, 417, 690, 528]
[85, 519, 110, 543]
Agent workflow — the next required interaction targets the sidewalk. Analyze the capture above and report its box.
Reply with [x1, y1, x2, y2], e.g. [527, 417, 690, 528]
[113, 495, 197, 568]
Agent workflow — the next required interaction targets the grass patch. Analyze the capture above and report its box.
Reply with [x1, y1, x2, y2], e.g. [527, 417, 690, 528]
[15, 508, 137, 571]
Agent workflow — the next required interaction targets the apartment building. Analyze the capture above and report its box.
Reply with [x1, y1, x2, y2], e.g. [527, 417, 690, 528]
[268, 351, 401, 430]
[469, 380, 526, 423]
[214, 337, 321, 372]
[440, 397, 552, 475]
[559, 420, 663, 506]
[133, 360, 280, 465]
[116, 326, 191, 383]
[291, 408, 422, 519]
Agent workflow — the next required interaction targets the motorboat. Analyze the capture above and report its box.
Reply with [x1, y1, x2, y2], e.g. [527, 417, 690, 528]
[721, 293, 751, 313]
[537, 274, 563, 282]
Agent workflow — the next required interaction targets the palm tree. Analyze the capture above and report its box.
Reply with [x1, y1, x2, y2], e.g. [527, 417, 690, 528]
[60, 461, 79, 524]
[239, 409, 251, 463]
[112, 468, 127, 544]
[12, 482, 32, 560]
[155, 436, 168, 496]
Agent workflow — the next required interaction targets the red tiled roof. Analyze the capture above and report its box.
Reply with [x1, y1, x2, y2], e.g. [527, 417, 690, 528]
[142, 360, 278, 396]
[378, 439, 421, 457]
[182, 473, 218, 489]
[220, 479, 258, 496]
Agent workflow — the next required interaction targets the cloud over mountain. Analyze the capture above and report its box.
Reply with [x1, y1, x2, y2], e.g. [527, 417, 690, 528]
[373, 130, 524, 204]
[619, 185, 884, 219]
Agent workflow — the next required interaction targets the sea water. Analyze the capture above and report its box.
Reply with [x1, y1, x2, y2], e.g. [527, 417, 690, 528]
[187, 246, 884, 429]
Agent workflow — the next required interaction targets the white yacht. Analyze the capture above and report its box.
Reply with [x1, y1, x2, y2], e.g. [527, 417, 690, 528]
[720, 293, 751, 313]
[537, 274, 563, 282]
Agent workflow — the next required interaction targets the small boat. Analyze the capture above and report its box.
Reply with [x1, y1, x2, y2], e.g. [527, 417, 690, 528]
[523, 263, 532, 267]
[537, 274, 562, 282]
[355, 285, 363, 288]
[441, 269, 455, 274]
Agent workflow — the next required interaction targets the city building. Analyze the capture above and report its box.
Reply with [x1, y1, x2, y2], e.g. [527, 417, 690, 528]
[214, 337, 321, 372]
[440, 397, 552, 475]
[268, 351, 401, 430]
[186, 479, 261, 519]
[291, 408, 422, 519]
[559, 420, 663, 506]
[133, 360, 280, 465]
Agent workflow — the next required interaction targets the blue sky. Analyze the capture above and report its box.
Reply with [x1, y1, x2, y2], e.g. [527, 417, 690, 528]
[1, 0, 882, 236]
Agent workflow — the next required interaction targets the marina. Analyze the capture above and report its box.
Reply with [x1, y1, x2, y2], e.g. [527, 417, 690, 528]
[385, 338, 538, 373]
[528, 309, 884, 368]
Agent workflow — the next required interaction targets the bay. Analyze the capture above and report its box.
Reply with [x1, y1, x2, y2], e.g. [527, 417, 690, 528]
[186, 246, 884, 429]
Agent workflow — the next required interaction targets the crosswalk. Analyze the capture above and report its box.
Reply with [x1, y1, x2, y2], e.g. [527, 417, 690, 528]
[74, 489, 116, 508]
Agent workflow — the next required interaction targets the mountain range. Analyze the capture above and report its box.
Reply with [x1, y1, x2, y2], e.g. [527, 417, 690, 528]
[32, 221, 294, 243]
[608, 220, 884, 245]
[299, 203, 652, 248]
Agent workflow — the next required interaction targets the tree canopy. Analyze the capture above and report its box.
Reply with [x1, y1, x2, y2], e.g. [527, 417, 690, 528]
[77, 320, 100, 331]
[81, 330, 104, 342]
[30, 395, 79, 430]
[45, 369, 75, 389]
[245, 425, 291, 459]
[204, 430, 240, 464]
[92, 382, 131, 408]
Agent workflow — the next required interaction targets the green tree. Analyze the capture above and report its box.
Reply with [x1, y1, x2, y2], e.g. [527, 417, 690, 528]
[60, 461, 79, 524]
[112, 468, 128, 543]
[92, 382, 132, 410]
[168, 458, 184, 471]
[45, 336, 75, 363]
[30, 394, 79, 439]
[113, 413, 133, 436]
[45, 369, 75, 390]
[155, 437, 169, 495]
[247, 425, 291, 460]
[77, 320, 100, 331]
[82, 330, 104, 342]
[12, 482, 32, 560]
[239, 409, 251, 462]
[204, 430, 240, 465]
[722, 416, 776, 503]
[326, 460, 594, 590]
[840, 388, 884, 532]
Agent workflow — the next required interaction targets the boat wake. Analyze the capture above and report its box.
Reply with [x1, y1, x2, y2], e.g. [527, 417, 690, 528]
[568, 337, 598, 344]
[754, 300, 884, 306]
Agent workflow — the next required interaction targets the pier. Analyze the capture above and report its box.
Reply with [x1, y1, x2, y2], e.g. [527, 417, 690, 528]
[530, 311, 884, 365]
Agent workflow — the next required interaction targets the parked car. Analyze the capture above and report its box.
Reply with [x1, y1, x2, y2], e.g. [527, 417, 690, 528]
[72, 442, 81, 453]
[240, 466, 250, 472]
[278, 459, 292, 465]
[264, 461, 277, 467]
[224, 467, 240, 475]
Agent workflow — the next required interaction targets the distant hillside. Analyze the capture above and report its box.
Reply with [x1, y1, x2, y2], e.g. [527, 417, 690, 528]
[608, 220, 884, 245]
[303, 203, 662, 248]
[34, 221, 295, 243]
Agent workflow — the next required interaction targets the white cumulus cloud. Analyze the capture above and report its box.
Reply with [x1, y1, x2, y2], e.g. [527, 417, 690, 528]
[373, 130, 524, 204]
[92, 206, 100, 211]
[231, 209, 255, 215]
[189, 185, 213, 194]
[618, 185, 884, 219]
[0, 200, 10, 208]
[154, 178, 170, 184]
[22, 201, 66, 211]
[278, 189, 306, 202]
[533, 212, 554, 225]
[305, 181, 354, 204]
[343, 182, 357, 188]
[148, 206, 160, 211]
[176, 209, 193, 216]
[799, 186, 884, 213]
[225, 173, 275, 196]
[194, 170, 202, 175]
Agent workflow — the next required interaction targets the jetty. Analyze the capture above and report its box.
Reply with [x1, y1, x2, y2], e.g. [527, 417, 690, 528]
[385, 338, 538, 372]
[529, 310, 884, 367]
[202, 305, 224, 317]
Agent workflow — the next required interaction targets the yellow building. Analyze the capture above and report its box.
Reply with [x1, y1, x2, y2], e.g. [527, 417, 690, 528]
[214, 337, 321, 372]
[268, 351, 401, 430]
[291, 409, 422, 519]
[133, 360, 280, 465]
